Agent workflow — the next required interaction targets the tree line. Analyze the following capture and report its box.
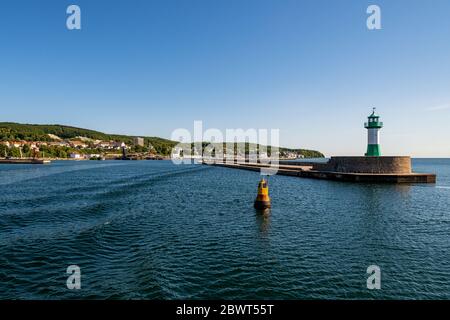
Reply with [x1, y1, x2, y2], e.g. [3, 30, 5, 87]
[0, 123, 324, 158]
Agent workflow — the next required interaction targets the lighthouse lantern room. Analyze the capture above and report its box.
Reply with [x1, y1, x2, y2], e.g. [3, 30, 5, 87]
[364, 108, 383, 157]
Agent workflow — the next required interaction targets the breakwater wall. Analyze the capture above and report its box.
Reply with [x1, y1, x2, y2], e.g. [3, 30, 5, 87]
[207, 156, 435, 184]
[280, 156, 412, 174]
[317, 156, 411, 174]
[0, 158, 51, 164]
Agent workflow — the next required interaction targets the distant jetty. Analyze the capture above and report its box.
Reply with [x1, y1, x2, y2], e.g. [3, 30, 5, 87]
[0, 158, 51, 164]
[204, 156, 436, 184]
[203, 109, 436, 184]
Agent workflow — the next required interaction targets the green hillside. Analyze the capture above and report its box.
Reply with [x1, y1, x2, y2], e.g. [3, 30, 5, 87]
[0, 122, 324, 158]
[0, 122, 176, 155]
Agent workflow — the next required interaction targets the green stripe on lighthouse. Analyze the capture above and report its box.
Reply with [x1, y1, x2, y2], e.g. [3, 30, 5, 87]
[365, 144, 381, 157]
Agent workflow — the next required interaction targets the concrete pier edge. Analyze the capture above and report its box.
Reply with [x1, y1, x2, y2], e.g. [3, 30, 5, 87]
[203, 156, 436, 184]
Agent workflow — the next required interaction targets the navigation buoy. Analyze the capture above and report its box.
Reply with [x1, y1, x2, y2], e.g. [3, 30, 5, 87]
[254, 178, 271, 210]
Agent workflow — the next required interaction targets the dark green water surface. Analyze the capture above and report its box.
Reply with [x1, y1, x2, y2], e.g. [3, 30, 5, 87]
[0, 159, 449, 299]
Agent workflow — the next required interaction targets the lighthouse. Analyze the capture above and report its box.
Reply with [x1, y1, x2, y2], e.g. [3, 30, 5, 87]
[364, 108, 383, 157]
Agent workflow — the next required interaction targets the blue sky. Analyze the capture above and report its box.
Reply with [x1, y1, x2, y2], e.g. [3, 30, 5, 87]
[1, 0, 449, 157]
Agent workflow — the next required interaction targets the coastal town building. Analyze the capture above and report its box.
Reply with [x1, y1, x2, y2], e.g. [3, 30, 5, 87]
[69, 140, 88, 149]
[94, 141, 112, 149]
[86, 154, 102, 159]
[69, 153, 83, 159]
[133, 137, 144, 147]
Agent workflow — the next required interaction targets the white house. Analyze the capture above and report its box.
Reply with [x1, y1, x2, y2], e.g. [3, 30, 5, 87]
[69, 153, 83, 159]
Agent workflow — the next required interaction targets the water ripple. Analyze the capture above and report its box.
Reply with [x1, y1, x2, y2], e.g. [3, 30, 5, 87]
[0, 159, 449, 299]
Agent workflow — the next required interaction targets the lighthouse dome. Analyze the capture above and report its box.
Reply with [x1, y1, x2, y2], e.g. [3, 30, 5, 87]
[365, 108, 383, 129]
[368, 107, 379, 118]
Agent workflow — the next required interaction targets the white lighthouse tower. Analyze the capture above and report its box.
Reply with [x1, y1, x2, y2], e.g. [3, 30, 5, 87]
[364, 108, 383, 157]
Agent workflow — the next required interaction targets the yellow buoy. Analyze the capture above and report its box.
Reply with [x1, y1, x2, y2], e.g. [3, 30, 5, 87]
[254, 178, 271, 210]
